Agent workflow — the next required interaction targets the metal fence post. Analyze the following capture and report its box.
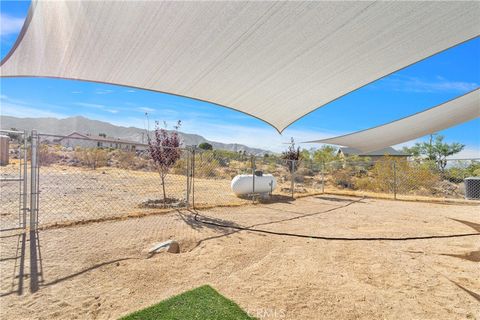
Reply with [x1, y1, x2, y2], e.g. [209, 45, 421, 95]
[30, 131, 39, 230]
[29, 130, 40, 293]
[186, 148, 190, 208]
[393, 160, 397, 200]
[321, 161, 325, 194]
[192, 148, 195, 209]
[251, 155, 256, 203]
[291, 160, 295, 199]
[22, 130, 28, 230]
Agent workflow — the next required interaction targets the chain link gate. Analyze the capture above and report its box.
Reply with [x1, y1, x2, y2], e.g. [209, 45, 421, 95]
[0, 130, 42, 295]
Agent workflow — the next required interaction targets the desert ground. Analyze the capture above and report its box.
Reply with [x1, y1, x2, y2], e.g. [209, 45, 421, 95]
[1, 195, 479, 319]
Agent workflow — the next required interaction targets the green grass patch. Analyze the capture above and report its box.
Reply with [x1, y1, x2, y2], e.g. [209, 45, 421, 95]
[120, 285, 255, 320]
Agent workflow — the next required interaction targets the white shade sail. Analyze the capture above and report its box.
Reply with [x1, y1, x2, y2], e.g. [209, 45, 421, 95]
[305, 89, 480, 152]
[1, 1, 479, 132]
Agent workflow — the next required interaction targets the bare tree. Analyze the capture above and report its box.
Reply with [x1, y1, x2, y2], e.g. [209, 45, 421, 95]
[147, 120, 182, 207]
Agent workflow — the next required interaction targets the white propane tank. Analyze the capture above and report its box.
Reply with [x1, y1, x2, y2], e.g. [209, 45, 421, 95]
[231, 174, 276, 196]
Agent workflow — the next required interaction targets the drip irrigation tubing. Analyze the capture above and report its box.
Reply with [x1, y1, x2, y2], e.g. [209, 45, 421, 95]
[192, 198, 480, 241]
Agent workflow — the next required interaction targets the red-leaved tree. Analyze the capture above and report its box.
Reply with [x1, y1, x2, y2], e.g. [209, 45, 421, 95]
[148, 120, 182, 207]
[281, 137, 301, 173]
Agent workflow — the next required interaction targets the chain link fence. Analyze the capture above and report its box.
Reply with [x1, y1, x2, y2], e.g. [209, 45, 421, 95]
[0, 130, 28, 232]
[33, 134, 189, 227]
[314, 157, 480, 201]
[2, 131, 479, 230]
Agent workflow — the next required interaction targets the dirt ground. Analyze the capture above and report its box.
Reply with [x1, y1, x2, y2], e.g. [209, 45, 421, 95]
[1, 195, 479, 320]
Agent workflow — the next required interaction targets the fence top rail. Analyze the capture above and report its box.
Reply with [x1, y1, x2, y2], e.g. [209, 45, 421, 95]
[37, 132, 149, 147]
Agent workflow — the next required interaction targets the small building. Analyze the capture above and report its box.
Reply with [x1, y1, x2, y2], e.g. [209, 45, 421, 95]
[337, 147, 409, 162]
[58, 132, 147, 152]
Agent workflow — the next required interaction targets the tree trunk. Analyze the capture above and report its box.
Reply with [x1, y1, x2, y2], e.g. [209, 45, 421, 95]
[160, 172, 167, 208]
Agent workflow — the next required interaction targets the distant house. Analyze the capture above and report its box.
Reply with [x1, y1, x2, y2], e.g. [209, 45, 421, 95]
[337, 147, 409, 162]
[58, 132, 148, 152]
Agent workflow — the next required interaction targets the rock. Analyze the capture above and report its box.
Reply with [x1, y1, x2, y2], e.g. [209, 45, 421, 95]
[167, 241, 180, 253]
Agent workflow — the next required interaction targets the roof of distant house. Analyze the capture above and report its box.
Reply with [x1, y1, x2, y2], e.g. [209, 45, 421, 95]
[338, 147, 409, 157]
[60, 132, 147, 146]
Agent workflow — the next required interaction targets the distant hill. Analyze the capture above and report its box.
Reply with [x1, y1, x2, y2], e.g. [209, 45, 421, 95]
[0, 115, 271, 155]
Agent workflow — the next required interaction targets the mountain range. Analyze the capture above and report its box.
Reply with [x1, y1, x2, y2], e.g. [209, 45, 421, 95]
[0, 115, 271, 155]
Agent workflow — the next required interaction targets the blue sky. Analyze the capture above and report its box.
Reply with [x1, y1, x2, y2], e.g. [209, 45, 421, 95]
[1, 1, 479, 156]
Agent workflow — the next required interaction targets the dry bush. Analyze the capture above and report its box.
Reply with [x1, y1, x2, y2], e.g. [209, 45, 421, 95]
[28, 144, 61, 166]
[74, 147, 108, 170]
[116, 150, 136, 169]
[38, 145, 61, 166]
[355, 157, 439, 194]
[172, 158, 187, 175]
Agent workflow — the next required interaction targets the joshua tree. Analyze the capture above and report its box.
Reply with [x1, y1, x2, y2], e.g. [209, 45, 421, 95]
[147, 120, 182, 207]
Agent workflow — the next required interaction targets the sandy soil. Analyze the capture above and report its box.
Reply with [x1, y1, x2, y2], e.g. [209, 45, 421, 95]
[1, 164, 311, 229]
[2, 163, 475, 231]
[1, 195, 479, 320]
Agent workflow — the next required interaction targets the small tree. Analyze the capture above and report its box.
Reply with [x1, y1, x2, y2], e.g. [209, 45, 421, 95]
[403, 134, 464, 172]
[147, 121, 182, 207]
[281, 138, 301, 173]
[198, 142, 213, 150]
[313, 145, 338, 164]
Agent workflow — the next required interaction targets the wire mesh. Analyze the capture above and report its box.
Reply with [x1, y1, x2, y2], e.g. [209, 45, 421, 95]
[0, 130, 27, 231]
[35, 134, 189, 227]
[317, 157, 480, 201]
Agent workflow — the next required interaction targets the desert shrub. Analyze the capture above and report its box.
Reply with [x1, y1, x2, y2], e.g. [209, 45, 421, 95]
[195, 157, 221, 178]
[445, 161, 480, 182]
[115, 150, 136, 169]
[74, 147, 108, 169]
[172, 158, 187, 175]
[296, 167, 315, 177]
[332, 169, 355, 189]
[361, 157, 439, 194]
[38, 145, 61, 166]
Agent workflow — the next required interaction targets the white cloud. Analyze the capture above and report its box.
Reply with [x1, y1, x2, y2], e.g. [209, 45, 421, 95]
[94, 89, 114, 95]
[0, 96, 67, 119]
[75, 102, 105, 109]
[177, 120, 342, 152]
[0, 13, 24, 37]
[374, 75, 479, 93]
[137, 107, 155, 113]
[75, 102, 119, 114]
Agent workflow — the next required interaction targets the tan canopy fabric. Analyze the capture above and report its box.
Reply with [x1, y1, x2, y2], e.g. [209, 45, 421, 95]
[305, 89, 480, 152]
[1, 1, 479, 131]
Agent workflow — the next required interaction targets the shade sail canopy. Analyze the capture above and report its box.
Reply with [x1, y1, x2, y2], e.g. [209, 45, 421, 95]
[305, 89, 480, 152]
[1, 1, 479, 132]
